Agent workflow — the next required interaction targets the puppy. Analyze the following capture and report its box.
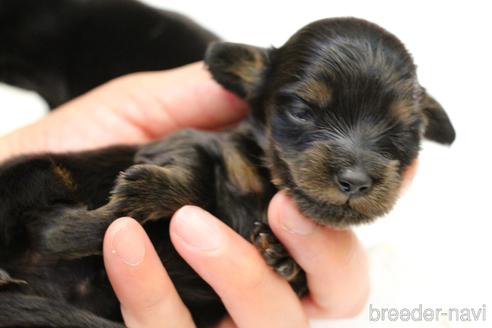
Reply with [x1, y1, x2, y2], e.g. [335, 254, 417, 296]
[0, 6, 455, 328]
[0, 0, 218, 109]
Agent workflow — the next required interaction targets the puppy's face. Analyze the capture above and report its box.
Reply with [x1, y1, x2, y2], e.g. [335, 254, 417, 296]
[206, 18, 455, 227]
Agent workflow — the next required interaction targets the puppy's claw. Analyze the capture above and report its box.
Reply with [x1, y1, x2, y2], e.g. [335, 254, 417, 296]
[251, 220, 301, 281]
[253, 221, 264, 228]
[264, 243, 288, 258]
[0, 269, 28, 286]
[256, 232, 276, 250]
[275, 258, 301, 282]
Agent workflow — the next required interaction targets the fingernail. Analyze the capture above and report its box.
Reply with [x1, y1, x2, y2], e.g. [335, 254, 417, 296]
[111, 218, 146, 266]
[276, 193, 317, 235]
[172, 206, 223, 251]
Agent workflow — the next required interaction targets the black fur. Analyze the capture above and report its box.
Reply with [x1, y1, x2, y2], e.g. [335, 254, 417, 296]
[0, 1, 455, 327]
[0, 0, 218, 108]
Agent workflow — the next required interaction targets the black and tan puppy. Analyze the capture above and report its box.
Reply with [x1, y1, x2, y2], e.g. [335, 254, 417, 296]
[0, 3, 455, 327]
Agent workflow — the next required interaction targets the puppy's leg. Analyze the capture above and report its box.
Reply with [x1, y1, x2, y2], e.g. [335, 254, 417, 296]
[31, 205, 115, 259]
[0, 292, 123, 328]
[0, 147, 136, 253]
[252, 221, 307, 296]
[38, 162, 211, 259]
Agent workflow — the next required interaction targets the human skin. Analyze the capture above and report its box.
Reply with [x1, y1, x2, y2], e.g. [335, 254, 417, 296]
[0, 62, 417, 327]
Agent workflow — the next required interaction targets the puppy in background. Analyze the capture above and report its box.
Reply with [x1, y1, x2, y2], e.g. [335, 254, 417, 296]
[0, 0, 218, 109]
[0, 0, 455, 326]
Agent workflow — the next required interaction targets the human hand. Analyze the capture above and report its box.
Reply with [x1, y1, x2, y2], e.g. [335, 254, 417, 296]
[102, 201, 358, 328]
[0, 59, 417, 326]
[0, 62, 247, 161]
[103, 160, 417, 328]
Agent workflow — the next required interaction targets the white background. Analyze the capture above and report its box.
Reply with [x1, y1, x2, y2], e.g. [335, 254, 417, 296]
[1, 1, 491, 327]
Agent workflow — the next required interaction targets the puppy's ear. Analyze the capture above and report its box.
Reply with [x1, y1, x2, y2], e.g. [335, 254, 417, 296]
[205, 42, 271, 99]
[420, 89, 456, 144]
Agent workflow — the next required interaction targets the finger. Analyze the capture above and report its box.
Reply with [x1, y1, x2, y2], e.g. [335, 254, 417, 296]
[103, 217, 195, 328]
[169, 206, 309, 328]
[1, 62, 248, 158]
[115, 62, 249, 135]
[268, 192, 369, 319]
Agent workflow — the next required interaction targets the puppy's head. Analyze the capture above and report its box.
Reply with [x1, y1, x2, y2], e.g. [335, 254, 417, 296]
[206, 18, 455, 228]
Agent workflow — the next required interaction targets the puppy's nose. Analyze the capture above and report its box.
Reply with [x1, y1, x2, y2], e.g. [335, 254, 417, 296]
[336, 167, 372, 196]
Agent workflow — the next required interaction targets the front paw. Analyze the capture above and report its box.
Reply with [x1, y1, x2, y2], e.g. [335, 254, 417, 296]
[251, 221, 302, 282]
[109, 164, 197, 223]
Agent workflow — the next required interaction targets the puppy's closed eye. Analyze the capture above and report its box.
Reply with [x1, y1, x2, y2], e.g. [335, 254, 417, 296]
[276, 94, 315, 123]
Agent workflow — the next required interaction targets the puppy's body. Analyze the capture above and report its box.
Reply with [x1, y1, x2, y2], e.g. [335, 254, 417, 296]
[0, 1, 455, 327]
[0, 128, 282, 327]
[0, 0, 218, 108]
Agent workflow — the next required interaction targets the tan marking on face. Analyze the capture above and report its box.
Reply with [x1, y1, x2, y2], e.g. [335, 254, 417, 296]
[349, 159, 401, 217]
[223, 145, 263, 194]
[390, 99, 417, 122]
[286, 142, 402, 219]
[53, 165, 77, 192]
[289, 145, 348, 205]
[297, 79, 333, 108]
[391, 98, 427, 138]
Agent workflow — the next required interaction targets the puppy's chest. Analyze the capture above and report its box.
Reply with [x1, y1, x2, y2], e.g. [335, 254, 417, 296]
[214, 145, 276, 237]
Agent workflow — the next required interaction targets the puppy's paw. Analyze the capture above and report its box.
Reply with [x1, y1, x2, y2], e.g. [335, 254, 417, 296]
[109, 164, 196, 223]
[251, 221, 302, 282]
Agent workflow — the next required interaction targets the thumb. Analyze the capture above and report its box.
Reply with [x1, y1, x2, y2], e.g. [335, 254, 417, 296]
[0, 62, 248, 160]
[96, 61, 249, 139]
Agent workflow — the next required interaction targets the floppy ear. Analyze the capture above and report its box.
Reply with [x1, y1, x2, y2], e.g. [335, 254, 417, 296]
[420, 89, 456, 144]
[205, 42, 271, 99]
